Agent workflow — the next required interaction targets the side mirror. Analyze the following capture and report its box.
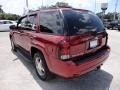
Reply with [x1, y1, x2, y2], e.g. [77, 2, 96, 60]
[9, 25, 17, 30]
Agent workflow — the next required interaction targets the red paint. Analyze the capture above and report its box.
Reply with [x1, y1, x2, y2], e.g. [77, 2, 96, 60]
[10, 8, 110, 78]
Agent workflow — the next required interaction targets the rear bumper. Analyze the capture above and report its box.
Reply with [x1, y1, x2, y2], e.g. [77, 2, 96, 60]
[50, 46, 110, 78]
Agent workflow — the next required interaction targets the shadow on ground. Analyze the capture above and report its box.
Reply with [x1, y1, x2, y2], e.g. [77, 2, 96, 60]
[12, 50, 113, 90]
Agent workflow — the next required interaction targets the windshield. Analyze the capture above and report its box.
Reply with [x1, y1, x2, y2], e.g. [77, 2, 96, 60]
[62, 10, 105, 35]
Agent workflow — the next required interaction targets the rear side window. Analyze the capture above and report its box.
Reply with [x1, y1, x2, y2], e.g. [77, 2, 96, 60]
[62, 10, 105, 35]
[7, 21, 13, 24]
[1, 21, 13, 24]
[40, 11, 64, 35]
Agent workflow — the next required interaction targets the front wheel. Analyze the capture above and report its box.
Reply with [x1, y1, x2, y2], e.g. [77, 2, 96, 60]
[33, 52, 53, 81]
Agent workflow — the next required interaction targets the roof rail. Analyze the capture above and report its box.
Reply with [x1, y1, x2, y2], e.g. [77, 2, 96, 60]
[25, 6, 72, 15]
[39, 6, 72, 10]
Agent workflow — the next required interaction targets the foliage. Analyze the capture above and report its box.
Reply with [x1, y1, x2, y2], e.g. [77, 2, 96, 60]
[0, 5, 20, 20]
[0, 13, 20, 20]
[96, 12, 103, 19]
[55, 2, 72, 8]
[0, 5, 4, 13]
[40, 2, 72, 9]
[96, 12, 119, 20]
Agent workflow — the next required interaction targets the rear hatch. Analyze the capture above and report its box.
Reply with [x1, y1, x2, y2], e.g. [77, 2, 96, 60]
[62, 9, 107, 59]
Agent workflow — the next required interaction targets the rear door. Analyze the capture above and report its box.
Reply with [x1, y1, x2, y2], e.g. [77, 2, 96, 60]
[62, 9, 107, 57]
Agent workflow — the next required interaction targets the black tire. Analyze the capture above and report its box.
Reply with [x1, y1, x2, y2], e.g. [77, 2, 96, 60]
[10, 38, 17, 52]
[33, 52, 53, 81]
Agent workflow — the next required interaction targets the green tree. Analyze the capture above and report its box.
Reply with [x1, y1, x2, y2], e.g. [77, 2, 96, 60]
[96, 12, 119, 20]
[0, 5, 4, 13]
[96, 12, 103, 19]
[0, 13, 20, 20]
[40, 2, 72, 9]
[55, 2, 72, 7]
[0, 5, 20, 20]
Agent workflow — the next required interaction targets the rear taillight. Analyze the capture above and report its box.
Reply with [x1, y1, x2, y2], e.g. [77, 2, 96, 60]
[58, 40, 71, 60]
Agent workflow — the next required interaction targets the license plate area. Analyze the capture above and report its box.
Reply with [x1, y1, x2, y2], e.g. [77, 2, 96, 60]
[89, 39, 98, 49]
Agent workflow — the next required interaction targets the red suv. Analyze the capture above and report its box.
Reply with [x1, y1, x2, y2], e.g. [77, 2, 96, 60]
[9, 8, 110, 81]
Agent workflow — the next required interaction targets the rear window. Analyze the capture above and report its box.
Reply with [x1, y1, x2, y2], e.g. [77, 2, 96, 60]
[62, 10, 105, 35]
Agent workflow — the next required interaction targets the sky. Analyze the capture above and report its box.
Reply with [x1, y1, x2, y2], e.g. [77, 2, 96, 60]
[0, 0, 120, 15]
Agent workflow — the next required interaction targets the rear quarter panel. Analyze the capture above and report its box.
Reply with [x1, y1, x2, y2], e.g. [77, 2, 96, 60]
[31, 33, 66, 71]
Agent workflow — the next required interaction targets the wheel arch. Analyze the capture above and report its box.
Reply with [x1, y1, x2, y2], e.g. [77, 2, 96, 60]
[31, 47, 43, 58]
[30, 47, 52, 71]
[30, 46, 52, 72]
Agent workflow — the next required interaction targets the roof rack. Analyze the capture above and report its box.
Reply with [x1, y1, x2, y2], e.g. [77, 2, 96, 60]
[39, 6, 72, 10]
[26, 6, 72, 15]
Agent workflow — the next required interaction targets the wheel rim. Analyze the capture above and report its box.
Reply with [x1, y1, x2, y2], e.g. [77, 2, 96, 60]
[35, 57, 45, 76]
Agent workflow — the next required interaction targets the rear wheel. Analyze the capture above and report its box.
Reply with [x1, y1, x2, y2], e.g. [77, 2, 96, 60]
[33, 52, 53, 81]
[10, 38, 17, 52]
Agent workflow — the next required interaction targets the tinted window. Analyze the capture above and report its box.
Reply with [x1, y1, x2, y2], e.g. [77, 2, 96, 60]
[40, 11, 64, 35]
[63, 10, 105, 35]
[18, 14, 37, 30]
[18, 17, 27, 27]
[26, 15, 37, 30]
[7, 21, 13, 24]
[0, 21, 13, 24]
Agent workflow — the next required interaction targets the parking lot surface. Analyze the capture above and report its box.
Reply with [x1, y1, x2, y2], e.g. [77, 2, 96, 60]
[0, 30, 120, 90]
